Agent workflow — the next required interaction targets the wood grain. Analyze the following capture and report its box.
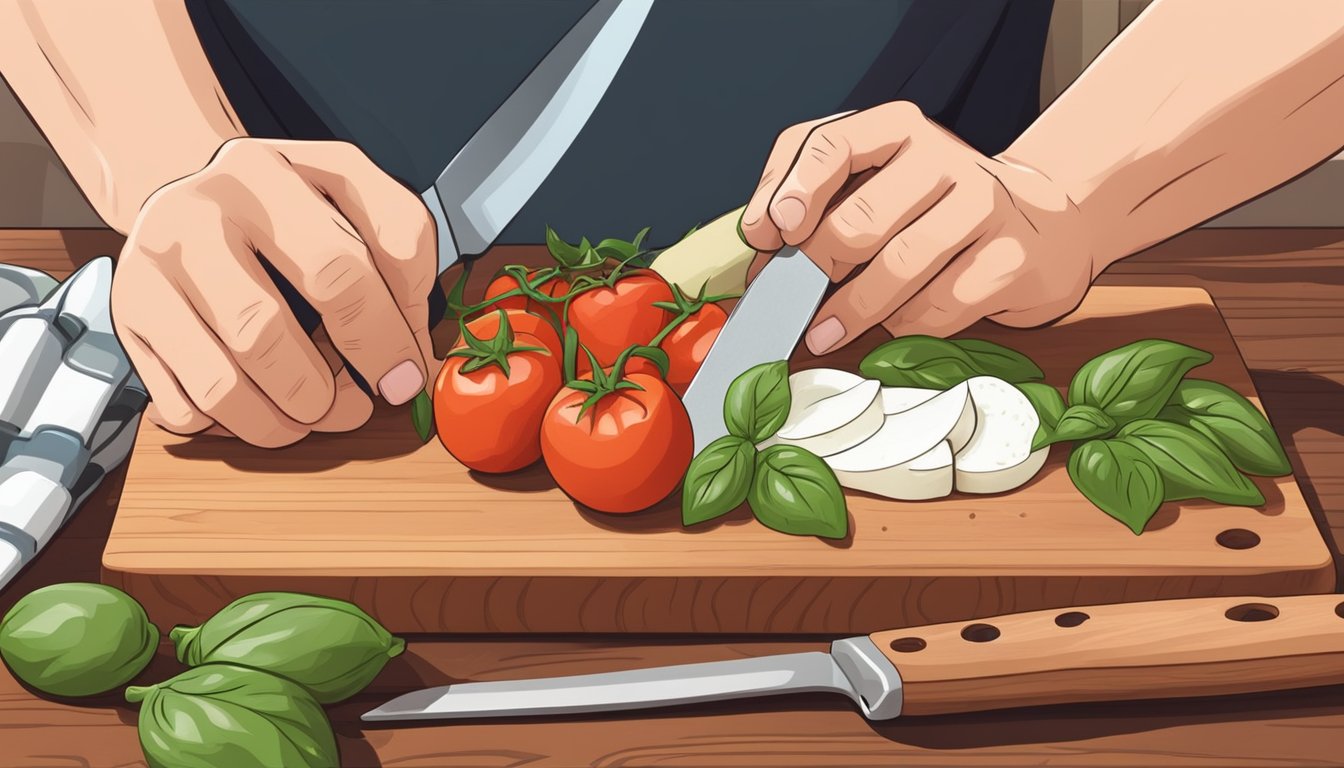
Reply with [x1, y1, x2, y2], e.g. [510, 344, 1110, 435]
[872, 594, 1344, 715]
[103, 275, 1334, 634]
[3, 227, 1344, 767]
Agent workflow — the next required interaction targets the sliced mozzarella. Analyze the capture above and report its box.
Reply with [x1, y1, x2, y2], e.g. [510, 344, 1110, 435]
[832, 440, 954, 500]
[880, 386, 940, 415]
[954, 376, 1048, 494]
[828, 381, 973, 471]
[768, 369, 882, 456]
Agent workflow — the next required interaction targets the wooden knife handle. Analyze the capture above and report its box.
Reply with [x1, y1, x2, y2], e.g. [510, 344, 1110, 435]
[869, 594, 1344, 716]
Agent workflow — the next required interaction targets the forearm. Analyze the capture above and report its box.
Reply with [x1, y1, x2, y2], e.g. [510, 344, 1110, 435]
[1001, 0, 1344, 271]
[0, 1, 243, 233]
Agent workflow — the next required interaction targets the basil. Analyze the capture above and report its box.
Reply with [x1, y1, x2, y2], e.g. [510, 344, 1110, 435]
[952, 339, 1044, 383]
[1118, 419, 1265, 506]
[724, 361, 791, 442]
[1017, 382, 1067, 450]
[748, 445, 848, 539]
[1067, 339, 1212, 425]
[682, 436, 755, 526]
[1051, 404, 1117, 444]
[1068, 439, 1165, 535]
[410, 390, 433, 444]
[1159, 379, 1290, 476]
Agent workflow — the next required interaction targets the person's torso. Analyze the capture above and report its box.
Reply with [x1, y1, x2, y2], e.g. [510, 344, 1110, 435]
[188, 0, 1052, 246]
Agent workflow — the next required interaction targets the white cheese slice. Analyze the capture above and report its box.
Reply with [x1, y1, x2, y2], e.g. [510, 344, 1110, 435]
[766, 369, 883, 457]
[954, 376, 1049, 494]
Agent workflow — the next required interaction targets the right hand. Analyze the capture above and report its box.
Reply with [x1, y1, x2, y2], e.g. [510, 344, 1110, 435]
[112, 138, 438, 447]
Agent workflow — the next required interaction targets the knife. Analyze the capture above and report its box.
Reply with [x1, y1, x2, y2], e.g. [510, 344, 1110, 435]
[363, 594, 1344, 722]
[681, 245, 829, 454]
[268, 0, 656, 393]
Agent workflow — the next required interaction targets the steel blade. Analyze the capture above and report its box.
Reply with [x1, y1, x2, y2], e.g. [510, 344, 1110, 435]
[363, 652, 852, 722]
[681, 247, 829, 454]
[424, 0, 655, 274]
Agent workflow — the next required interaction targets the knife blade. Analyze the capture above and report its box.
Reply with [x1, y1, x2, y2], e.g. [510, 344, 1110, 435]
[363, 594, 1344, 724]
[276, 0, 655, 390]
[681, 246, 829, 455]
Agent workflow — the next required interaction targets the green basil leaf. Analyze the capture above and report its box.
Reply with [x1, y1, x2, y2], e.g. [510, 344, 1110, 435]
[951, 339, 1044, 383]
[1068, 439, 1165, 535]
[748, 445, 848, 539]
[682, 436, 756, 526]
[858, 336, 982, 389]
[1117, 419, 1265, 506]
[1051, 404, 1117, 444]
[724, 361, 791, 442]
[411, 390, 433, 444]
[1158, 379, 1290, 476]
[1017, 383, 1067, 450]
[1067, 339, 1212, 425]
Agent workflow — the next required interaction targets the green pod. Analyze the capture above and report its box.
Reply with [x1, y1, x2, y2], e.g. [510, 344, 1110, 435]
[126, 663, 338, 768]
[0, 582, 158, 697]
[170, 592, 405, 703]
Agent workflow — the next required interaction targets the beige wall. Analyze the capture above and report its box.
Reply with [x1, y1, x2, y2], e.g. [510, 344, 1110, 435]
[2, 1, 1339, 229]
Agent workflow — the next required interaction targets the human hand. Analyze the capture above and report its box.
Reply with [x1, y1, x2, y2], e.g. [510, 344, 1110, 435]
[741, 101, 1097, 355]
[112, 138, 438, 447]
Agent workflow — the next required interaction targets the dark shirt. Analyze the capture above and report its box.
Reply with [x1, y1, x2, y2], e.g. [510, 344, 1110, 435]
[187, 0, 1052, 247]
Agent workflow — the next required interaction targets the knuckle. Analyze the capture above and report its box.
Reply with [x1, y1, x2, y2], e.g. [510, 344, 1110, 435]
[214, 137, 272, 168]
[829, 197, 879, 247]
[883, 100, 924, 124]
[802, 126, 845, 165]
[303, 244, 376, 321]
[194, 369, 242, 415]
[223, 299, 287, 363]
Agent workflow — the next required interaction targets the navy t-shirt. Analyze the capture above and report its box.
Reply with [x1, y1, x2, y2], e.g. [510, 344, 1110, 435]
[186, 0, 1052, 247]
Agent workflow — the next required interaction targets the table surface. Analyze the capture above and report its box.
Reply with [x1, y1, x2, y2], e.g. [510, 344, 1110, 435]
[2, 227, 1342, 767]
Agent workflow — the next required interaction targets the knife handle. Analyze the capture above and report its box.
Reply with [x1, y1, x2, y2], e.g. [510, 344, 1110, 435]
[870, 594, 1344, 716]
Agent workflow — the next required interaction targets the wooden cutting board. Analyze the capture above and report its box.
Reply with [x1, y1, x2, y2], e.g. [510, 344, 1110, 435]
[103, 277, 1334, 634]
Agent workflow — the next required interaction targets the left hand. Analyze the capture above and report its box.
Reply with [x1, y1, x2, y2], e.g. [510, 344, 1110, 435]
[740, 101, 1098, 355]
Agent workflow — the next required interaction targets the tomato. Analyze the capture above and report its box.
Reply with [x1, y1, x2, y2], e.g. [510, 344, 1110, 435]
[659, 302, 727, 395]
[434, 331, 564, 473]
[566, 270, 674, 368]
[541, 372, 693, 513]
[454, 309, 562, 362]
[484, 269, 569, 318]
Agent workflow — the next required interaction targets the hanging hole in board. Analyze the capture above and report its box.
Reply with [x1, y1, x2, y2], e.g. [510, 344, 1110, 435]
[1054, 611, 1090, 628]
[1335, 601, 1344, 620]
[1216, 528, 1261, 550]
[960, 623, 1000, 643]
[1224, 602, 1279, 622]
[890, 637, 927, 653]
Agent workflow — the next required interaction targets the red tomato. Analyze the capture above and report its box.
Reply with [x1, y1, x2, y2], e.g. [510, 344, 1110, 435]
[659, 302, 727, 395]
[484, 270, 569, 318]
[434, 332, 564, 473]
[541, 373, 692, 513]
[453, 309, 562, 362]
[566, 270, 673, 368]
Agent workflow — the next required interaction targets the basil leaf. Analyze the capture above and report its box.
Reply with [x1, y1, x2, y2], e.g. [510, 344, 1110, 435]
[411, 390, 433, 444]
[724, 361, 790, 442]
[859, 336, 981, 389]
[1067, 339, 1211, 425]
[682, 436, 755, 526]
[1068, 439, 1165, 535]
[1158, 379, 1291, 476]
[1017, 383, 1067, 450]
[748, 445, 848, 539]
[1117, 419, 1264, 506]
[951, 339, 1044, 383]
[1051, 404, 1117, 444]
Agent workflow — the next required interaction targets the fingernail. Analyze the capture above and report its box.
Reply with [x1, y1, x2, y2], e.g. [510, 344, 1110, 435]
[806, 316, 845, 355]
[378, 359, 424, 405]
[771, 197, 806, 232]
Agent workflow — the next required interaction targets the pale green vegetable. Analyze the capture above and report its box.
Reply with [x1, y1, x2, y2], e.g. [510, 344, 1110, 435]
[126, 663, 338, 768]
[171, 591, 404, 703]
[0, 582, 157, 697]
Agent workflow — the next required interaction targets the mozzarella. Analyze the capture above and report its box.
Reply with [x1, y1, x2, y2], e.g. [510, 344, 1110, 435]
[954, 376, 1049, 494]
[765, 369, 883, 456]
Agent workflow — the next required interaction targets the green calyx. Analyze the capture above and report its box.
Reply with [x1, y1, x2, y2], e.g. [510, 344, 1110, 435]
[565, 333, 670, 422]
[649, 283, 734, 348]
[446, 309, 546, 377]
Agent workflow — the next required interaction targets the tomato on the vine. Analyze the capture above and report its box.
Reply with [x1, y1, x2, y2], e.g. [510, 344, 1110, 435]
[541, 351, 692, 513]
[434, 314, 563, 474]
[566, 270, 673, 369]
[484, 269, 570, 319]
[658, 302, 727, 395]
[453, 308, 562, 361]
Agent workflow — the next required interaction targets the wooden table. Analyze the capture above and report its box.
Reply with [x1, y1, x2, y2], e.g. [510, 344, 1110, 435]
[2, 227, 1342, 766]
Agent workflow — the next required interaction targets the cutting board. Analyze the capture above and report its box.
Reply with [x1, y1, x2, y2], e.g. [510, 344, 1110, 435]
[103, 275, 1334, 634]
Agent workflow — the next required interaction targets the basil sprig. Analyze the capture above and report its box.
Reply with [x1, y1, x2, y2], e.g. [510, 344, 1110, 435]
[859, 336, 1043, 389]
[681, 361, 848, 539]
